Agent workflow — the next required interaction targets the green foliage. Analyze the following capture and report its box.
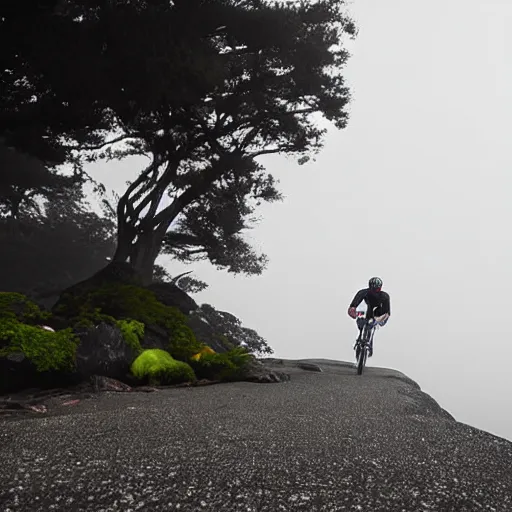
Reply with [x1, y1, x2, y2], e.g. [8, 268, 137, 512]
[53, 291, 115, 329]
[0, 319, 78, 372]
[131, 349, 195, 386]
[55, 284, 202, 360]
[190, 347, 252, 382]
[0, 292, 50, 324]
[116, 319, 144, 355]
[191, 304, 273, 355]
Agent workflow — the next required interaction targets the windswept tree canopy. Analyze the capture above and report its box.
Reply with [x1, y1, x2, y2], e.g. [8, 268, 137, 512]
[2, 0, 356, 281]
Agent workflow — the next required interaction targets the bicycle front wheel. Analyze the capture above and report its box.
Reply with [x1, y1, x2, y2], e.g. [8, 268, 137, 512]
[357, 346, 366, 375]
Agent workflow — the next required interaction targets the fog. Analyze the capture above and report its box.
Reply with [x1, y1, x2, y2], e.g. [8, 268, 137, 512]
[88, 0, 512, 441]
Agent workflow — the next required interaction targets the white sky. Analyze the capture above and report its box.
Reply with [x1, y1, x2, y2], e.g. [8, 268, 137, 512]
[87, 0, 512, 441]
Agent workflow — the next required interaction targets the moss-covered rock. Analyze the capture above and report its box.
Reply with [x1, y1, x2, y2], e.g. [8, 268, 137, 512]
[131, 349, 195, 385]
[0, 292, 50, 324]
[116, 319, 144, 355]
[53, 284, 203, 361]
[0, 292, 78, 392]
[0, 313, 79, 393]
[0, 319, 77, 373]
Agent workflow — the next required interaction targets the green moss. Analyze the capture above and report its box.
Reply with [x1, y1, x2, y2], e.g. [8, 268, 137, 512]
[131, 349, 195, 385]
[53, 290, 115, 328]
[190, 347, 252, 381]
[0, 292, 50, 324]
[0, 319, 78, 372]
[116, 319, 144, 355]
[55, 284, 203, 361]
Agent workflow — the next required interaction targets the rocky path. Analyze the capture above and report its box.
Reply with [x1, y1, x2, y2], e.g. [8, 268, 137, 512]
[1, 359, 511, 511]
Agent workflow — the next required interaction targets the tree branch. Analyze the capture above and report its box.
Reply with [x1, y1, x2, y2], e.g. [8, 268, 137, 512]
[249, 145, 297, 158]
[151, 156, 232, 236]
[164, 232, 203, 247]
[117, 157, 159, 236]
[70, 133, 142, 152]
[184, 248, 207, 256]
[142, 159, 180, 223]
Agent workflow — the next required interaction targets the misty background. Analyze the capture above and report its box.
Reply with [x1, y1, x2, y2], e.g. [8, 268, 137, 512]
[87, 0, 512, 441]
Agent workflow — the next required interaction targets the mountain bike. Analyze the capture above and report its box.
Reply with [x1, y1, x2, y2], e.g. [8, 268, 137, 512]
[353, 312, 386, 375]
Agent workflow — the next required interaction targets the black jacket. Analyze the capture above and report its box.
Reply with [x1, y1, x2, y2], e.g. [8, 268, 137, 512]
[350, 288, 391, 316]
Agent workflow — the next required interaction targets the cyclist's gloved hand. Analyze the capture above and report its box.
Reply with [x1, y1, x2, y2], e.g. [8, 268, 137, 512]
[348, 307, 357, 319]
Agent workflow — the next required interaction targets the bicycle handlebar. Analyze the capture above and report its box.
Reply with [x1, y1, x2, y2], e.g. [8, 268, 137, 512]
[355, 312, 388, 328]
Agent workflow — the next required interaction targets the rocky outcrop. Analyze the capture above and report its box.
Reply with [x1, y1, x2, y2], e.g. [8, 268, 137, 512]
[146, 282, 198, 315]
[75, 323, 137, 382]
[241, 358, 291, 384]
[297, 362, 323, 372]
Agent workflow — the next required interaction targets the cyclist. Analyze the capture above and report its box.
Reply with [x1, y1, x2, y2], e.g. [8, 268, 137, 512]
[348, 277, 390, 356]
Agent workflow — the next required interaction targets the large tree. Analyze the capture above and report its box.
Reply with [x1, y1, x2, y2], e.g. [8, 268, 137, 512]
[2, 0, 356, 284]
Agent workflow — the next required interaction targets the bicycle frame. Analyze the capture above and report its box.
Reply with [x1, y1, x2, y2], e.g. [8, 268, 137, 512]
[353, 317, 377, 350]
[353, 314, 381, 375]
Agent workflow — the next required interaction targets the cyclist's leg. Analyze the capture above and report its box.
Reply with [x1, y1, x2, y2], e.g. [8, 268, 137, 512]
[366, 307, 378, 356]
[368, 327, 375, 357]
[356, 316, 365, 340]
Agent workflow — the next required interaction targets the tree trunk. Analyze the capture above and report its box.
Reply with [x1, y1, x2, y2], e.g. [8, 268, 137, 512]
[130, 232, 162, 286]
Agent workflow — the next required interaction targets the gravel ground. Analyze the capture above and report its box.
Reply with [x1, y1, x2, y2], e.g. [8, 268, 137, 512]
[1, 359, 511, 511]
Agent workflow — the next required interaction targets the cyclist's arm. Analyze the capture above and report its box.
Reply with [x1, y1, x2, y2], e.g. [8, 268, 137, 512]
[381, 292, 391, 316]
[349, 289, 367, 309]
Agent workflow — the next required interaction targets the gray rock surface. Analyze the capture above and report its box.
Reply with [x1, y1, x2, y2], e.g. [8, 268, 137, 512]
[75, 322, 137, 381]
[1, 359, 511, 511]
[242, 358, 291, 383]
[296, 362, 323, 372]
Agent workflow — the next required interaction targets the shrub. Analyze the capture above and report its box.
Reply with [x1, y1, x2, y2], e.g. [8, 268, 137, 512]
[131, 349, 195, 385]
[190, 347, 252, 381]
[191, 346, 216, 361]
[0, 319, 78, 372]
[0, 292, 50, 324]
